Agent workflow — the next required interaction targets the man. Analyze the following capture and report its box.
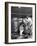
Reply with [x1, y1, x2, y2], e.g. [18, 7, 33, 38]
[22, 16, 32, 38]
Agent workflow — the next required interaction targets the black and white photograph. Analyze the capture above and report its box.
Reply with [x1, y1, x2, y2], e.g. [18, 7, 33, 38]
[11, 7, 32, 39]
[5, 2, 36, 44]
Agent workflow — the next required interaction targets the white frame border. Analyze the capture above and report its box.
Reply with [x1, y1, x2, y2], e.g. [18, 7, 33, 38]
[8, 3, 35, 43]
